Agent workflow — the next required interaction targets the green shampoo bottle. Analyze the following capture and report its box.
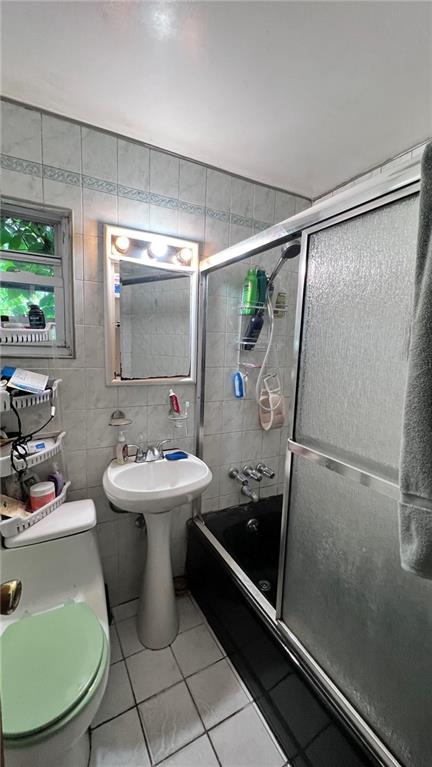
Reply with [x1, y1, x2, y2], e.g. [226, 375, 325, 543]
[241, 268, 258, 315]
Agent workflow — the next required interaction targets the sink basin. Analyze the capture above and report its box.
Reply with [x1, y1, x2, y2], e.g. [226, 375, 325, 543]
[103, 454, 212, 514]
[102, 453, 212, 650]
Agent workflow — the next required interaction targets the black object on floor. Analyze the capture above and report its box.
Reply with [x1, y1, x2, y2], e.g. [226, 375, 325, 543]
[186, 519, 381, 767]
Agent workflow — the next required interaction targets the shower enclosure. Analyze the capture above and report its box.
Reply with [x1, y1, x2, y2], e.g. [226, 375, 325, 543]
[190, 156, 431, 767]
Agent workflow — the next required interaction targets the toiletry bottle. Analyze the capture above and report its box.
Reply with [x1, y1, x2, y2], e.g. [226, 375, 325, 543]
[241, 268, 258, 315]
[243, 313, 264, 350]
[47, 462, 65, 496]
[169, 388, 181, 414]
[232, 370, 245, 398]
[116, 430, 127, 464]
[255, 269, 268, 309]
[28, 304, 46, 329]
[243, 269, 268, 349]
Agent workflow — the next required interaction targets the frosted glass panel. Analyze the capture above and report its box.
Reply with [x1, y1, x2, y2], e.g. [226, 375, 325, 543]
[283, 457, 432, 767]
[296, 195, 419, 475]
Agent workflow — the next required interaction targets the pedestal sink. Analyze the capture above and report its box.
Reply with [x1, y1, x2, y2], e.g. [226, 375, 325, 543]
[103, 454, 212, 649]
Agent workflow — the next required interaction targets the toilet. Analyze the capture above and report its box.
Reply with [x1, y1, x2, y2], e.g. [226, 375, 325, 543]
[0, 500, 110, 767]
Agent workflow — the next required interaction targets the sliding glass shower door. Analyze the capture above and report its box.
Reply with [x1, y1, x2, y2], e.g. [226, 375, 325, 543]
[280, 191, 432, 767]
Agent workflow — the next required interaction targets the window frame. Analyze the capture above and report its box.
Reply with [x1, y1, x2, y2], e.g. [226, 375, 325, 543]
[0, 198, 75, 358]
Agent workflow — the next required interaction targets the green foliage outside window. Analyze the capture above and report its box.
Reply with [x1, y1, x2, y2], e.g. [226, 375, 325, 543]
[1, 216, 55, 255]
[0, 286, 55, 320]
[0, 258, 54, 277]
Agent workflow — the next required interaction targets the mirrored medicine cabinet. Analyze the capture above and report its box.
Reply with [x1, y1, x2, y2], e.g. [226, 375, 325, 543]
[104, 224, 199, 385]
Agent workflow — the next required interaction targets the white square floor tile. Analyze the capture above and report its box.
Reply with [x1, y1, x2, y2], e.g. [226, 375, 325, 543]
[209, 704, 286, 767]
[178, 595, 203, 633]
[113, 599, 139, 623]
[159, 734, 219, 767]
[126, 647, 182, 703]
[139, 681, 204, 763]
[171, 624, 223, 677]
[109, 625, 123, 664]
[90, 708, 150, 766]
[116, 616, 146, 657]
[92, 661, 135, 727]
[187, 658, 250, 729]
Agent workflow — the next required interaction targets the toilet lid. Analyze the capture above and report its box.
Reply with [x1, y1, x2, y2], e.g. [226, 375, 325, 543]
[0, 602, 105, 738]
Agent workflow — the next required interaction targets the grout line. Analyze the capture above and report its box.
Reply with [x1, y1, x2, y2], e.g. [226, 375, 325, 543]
[153, 731, 217, 767]
[121, 653, 153, 763]
[252, 701, 290, 763]
[169, 636, 223, 767]
[90, 703, 137, 731]
[205, 700, 256, 735]
[298, 720, 332, 762]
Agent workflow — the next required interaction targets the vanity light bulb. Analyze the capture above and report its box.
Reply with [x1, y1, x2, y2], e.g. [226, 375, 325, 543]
[149, 240, 168, 259]
[114, 236, 130, 254]
[177, 247, 193, 265]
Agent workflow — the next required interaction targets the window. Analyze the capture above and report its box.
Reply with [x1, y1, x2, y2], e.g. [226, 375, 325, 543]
[0, 199, 74, 357]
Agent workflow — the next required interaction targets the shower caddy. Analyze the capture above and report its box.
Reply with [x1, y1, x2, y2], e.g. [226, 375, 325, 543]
[0, 378, 70, 538]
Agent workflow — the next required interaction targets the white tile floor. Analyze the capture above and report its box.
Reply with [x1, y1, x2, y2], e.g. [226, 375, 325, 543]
[90, 594, 288, 767]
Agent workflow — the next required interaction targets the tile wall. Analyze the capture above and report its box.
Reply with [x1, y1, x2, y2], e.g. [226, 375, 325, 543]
[0, 98, 310, 606]
[201, 245, 301, 512]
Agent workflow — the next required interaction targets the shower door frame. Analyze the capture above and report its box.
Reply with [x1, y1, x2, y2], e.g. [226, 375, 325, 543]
[197, 156, 423, 767]
[273, 182, 420, 767]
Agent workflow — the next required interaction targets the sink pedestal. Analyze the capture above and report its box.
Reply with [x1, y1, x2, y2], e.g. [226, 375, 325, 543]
[137, 509, 179, 649]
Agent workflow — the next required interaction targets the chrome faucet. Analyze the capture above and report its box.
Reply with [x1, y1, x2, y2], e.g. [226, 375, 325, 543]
[241, 485, 258, 503]
[144, 440, 172, 462]
[229, 468, 258, 502]
[229, 468, 248, 485]
[127, 439, 172, 463]
[242, 465, 262, 481]
[256, 462, 275, 479]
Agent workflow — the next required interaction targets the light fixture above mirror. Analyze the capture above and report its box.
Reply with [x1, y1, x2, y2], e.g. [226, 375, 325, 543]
[104, 224, 199, 386]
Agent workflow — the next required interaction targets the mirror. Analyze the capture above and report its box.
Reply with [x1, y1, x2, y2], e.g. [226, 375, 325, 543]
[104, 225, 199, 385]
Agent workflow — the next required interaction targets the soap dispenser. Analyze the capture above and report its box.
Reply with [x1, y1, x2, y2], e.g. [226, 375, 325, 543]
[116, 430, 127, 464]
[109, 410, 133, 465]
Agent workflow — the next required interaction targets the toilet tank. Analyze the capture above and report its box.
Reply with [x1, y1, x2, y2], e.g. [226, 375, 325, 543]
[0, 501, 108, 636]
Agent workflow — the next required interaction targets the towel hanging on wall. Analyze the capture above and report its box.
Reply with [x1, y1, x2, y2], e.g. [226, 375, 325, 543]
[399, 140, 432, 579]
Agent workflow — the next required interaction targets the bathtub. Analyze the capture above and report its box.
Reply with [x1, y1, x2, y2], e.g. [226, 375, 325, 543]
[203, 495, 282, 607]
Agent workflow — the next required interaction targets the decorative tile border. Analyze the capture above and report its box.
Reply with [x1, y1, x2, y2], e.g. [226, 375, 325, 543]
[179, 200, 205, 217]
[206, 207, 230, 223]
[117, 184, 150, 202]
[230, 213, 253, 228]
[1, 153, 272, 231]
[1, 154, 41, 177]
[82, 174, 117, 195]
[43, 164, 81, 185]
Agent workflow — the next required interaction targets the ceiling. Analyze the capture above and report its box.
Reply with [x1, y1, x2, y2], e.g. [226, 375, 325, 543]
[1, 1, 431, 198]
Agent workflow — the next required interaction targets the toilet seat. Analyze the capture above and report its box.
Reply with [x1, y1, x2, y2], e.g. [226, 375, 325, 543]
[1, 602, 106, 740]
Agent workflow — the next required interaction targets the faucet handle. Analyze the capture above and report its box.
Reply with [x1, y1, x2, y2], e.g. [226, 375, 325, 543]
[229, 468, 248, 485]
[156, 438, 173, 455]
[242, 465, 262, 482]
[256, 462, 275, 479]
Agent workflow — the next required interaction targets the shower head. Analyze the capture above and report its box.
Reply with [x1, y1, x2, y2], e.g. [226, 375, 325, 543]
[281, 240, 301, 260]
[267, 239, 301, 288]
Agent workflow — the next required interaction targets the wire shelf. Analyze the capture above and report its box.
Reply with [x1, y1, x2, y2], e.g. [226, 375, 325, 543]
[0, 481, 71, 539]
[0, 322, 56, 346]
[0, 431, 66, 478]
[0, 379, 61, 412]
